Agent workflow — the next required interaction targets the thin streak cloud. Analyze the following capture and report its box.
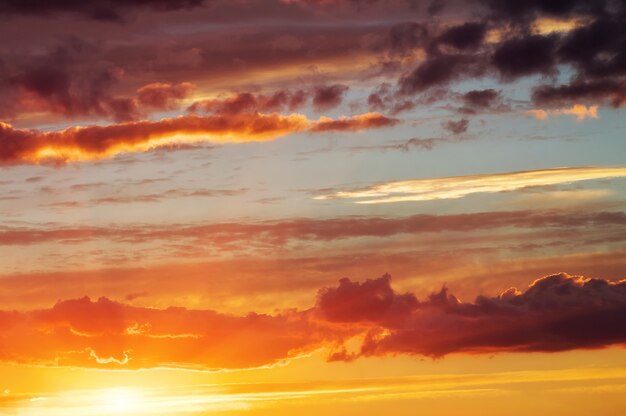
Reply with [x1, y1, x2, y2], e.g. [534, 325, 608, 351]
[314, 167, 626, 204]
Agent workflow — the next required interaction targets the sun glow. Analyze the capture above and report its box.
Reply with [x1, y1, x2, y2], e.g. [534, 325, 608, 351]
[101, 388, 144, 414]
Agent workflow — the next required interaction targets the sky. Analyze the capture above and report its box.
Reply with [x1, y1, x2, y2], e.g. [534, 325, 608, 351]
[1, 0, 626, 414]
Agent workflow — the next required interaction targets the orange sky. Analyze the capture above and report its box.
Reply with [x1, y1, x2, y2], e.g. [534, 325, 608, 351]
[1, 0, 626, 414]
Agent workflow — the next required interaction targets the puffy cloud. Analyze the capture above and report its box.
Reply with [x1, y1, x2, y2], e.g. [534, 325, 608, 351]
[492, 34, 558, 79]
[312, 84, 350, 111]
[462, 88, 500, 108]
[316, 274, 419, 325]
[353, 273, 626, 357]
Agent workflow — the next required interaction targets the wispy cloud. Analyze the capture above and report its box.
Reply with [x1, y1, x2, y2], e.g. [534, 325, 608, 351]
[314, 167, 626, 204]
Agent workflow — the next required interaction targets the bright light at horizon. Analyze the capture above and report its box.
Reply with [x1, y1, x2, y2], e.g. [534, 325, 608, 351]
[101, 388, 144, 414]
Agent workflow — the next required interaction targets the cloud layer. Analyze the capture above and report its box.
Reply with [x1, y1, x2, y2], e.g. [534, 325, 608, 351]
[0, 273, 624, 369]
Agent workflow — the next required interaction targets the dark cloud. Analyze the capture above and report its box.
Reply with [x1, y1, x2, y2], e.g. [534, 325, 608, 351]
[388, 22, 430, 55]
[312, 84, 350, 111]
[326, 272, 626, 358]
[492, 34, 558, 79]
[557, 14, 626, 78]
[532, 80, 626, 107]
[462, 89, 500, 108]
[438, 22, 487, 50]
[399, 54, 469, 94]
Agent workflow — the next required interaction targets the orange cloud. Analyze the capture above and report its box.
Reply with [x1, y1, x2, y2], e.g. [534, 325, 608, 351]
[0, 273, 625, 370]
[310, 112, 399, 132]
[525, 104, 599, 121]
[0, 111, 396, 164]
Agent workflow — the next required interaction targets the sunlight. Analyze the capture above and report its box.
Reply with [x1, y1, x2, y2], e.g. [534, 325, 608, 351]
[100, 388, 144, 414]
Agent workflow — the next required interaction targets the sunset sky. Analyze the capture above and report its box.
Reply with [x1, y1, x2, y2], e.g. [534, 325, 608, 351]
[1, 0, 626, 414]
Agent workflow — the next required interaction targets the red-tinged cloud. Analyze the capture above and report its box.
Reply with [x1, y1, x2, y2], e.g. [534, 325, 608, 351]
[1, 209, 625, 246]
[0, 111, 395, 164]
[188, 90, 307, 115]
[341, 273, 626, 358]
[312, 84, 349, 111]
[137, 82, 195, 109]
[316, 274, 418, 325]
[310, 112, 399, 132]
[0, 273, 625, 369]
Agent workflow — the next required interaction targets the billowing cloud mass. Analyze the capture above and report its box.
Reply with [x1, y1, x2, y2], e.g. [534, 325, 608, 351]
[0, 273, 624, 369]
[325, 273, 626, 358]
[315, 167, 626, 204]
[0, 111, 395, 164]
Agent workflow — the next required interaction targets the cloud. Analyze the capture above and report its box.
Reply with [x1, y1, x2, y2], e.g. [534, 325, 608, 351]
[438, 22, 487, 50]
[316, 273, 419, 325]
[188, 90, 307, 115]
[136, 82, 195, 109]
[310, 112, 399, 132]
[399, 54, 471, 94]
[314, 166, 626, 204]
[312, 84, 350, 111]
[492, 34, 558, 79]
[526, 104, 599, 121]
[0, 295, 329, 369]
[462, 89, 501, 108]
[532, 80, 626, 108]
[0, 272, 625, 369]
[0, 0, 208, 21]
[0, 111, 395, 164]
[347, 273, 626, 357]
[442, 118, 469, 135]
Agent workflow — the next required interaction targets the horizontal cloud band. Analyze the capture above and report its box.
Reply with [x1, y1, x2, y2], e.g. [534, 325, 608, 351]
[0, 272, 624, 370]
[0, 112, 397, 164]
